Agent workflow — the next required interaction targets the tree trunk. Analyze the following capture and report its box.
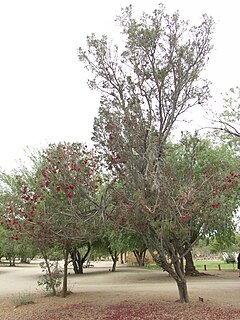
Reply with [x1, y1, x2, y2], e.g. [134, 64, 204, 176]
[62, 243, 70, 298]
[174, 260, 189, 303]
[21, 256, 27, 263]
[70, 243, 91, 274]
[42, 252, 56, 296]
[147, 244, 190, 303]
[133, 249, 147, 266]
[120, 252, 124, 264]
[185, 251, 199, 276]
[109, 248, 118, 272]
[112, 254, 117, 272]
[176, 277, 189, 303]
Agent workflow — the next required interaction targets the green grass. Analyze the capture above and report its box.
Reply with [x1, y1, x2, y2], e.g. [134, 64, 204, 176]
[144, 260, 237, 271]
[11, 291, 35, 308]
[194, 260, 237, 271]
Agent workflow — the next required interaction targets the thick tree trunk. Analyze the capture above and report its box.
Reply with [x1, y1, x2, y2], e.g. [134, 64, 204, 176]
[70, 243, 91, 274]
[147, 245, 190, 303]
[176, 278, 189, 303]
[62, 244, 70, 298]
[185, 251, 199, 276]
[76, 250, 84, 274]
[133, 249, 147, 266]
[173, 260, 189, 303]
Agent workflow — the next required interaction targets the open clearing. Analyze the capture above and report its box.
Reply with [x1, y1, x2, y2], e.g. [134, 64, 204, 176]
[0, 260, 240, 319]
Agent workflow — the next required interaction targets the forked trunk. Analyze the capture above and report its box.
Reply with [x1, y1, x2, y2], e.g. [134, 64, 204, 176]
[133, 249, 147, 266]
[147, 246, 190, 303]
[70, 243, 91, 274]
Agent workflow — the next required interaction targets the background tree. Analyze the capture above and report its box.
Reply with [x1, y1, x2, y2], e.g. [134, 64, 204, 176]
[167, 134, 240, 275]
[79, 4, 214, 303]
[0, 142, 101, 297]
[212, 87, 240, 143]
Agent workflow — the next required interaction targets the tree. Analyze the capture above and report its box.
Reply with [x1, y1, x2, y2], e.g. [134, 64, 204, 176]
[79, 5, 214, 302]
[167, 134, 240, 275]
[212, 87, 240, 144]
[0, 142, 101, 297]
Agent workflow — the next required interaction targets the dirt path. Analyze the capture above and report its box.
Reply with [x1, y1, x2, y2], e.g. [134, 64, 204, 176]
[0, 260, 240, 319]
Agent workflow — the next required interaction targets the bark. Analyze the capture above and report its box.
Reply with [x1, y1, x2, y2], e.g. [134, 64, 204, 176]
[120, 252, 124, 264]
[109, 248, 118, 272]
[185, 251, 200, 276]
[42, 252, 56, 296]
[20, 256, 29, 263]
[133, 249, 147, 266]
[70, 243, 91, 274]
[147, 242, 189, 303]
[62, 243, 70, 298]
[176, 278, 189, 303]
[174, 260, 189, 303]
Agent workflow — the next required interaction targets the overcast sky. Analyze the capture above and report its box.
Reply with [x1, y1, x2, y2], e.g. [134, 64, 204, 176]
[0, 0, 239, 172]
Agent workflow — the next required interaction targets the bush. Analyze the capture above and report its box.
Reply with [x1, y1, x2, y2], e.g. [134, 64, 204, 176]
[11, 291, 35, 308]
[37, 261, 63, 295]
[224, 254, 236, 264]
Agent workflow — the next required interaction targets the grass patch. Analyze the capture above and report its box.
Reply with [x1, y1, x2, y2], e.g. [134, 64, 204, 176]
[194, 260, 237, 271]
[143, 260, 237, 271]
[11, 291, 35, 308]
[144, 264, 161, 270]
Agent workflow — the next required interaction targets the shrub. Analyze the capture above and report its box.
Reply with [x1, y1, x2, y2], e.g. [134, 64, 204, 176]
[37, 261, 63, 295]
[11, 291, 35, 308]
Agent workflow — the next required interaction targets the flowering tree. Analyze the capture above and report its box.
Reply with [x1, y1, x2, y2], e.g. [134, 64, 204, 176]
[0, 142, 101, 297]
[165, 134, 240, 275]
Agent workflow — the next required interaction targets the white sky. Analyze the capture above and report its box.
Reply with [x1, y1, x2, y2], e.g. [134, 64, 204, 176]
[0, 0, 240, 172]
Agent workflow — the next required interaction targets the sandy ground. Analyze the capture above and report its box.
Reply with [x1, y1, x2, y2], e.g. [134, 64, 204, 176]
[0, 260, 240, 319]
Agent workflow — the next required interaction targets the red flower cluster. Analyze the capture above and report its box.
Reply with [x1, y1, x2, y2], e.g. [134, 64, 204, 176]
[211, 202, 220, 208]
[67, 193, 73, 198]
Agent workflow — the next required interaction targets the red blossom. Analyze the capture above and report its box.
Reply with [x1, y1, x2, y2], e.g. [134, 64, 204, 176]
[211, 202, 220, 208]
[56, 186, 61, 191]
[67, 193, 73, 198]
[66, 185, 74, 190]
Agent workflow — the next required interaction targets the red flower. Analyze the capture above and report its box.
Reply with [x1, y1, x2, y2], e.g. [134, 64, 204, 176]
[180, 216, 185, 221]
[67, 193, 73, 198]
[211, 202, 220, 208]
[56, 186, 61, 191]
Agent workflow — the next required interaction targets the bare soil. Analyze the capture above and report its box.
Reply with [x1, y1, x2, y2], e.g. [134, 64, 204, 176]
[0, 260, 240, 320]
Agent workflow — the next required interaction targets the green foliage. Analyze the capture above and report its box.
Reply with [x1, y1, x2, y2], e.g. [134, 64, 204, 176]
[213, 87, 240, 148]
[37, 261, 63, 295]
